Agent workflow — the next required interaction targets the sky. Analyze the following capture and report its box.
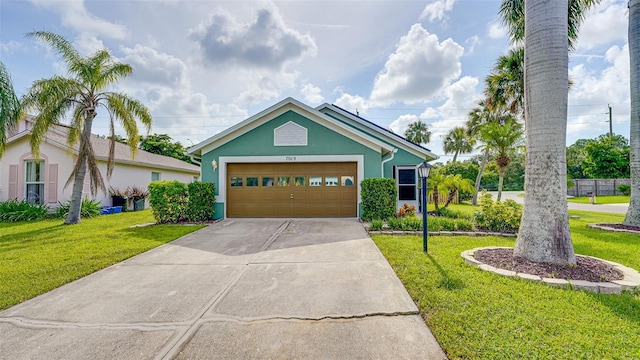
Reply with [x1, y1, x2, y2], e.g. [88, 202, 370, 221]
[0, 0, 632, 162]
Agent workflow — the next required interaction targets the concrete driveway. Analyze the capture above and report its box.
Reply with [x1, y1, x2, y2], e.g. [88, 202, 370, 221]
[0, 219, 446, 359]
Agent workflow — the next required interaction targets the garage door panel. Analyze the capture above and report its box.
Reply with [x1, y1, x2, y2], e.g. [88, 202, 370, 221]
[227, 162, 356, 218]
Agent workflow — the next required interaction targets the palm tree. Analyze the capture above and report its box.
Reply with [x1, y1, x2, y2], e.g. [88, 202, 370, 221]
[0, 61, 21, 156]
[404, 121, 431, 145]
[625, 0, 640, 226]
[465, 100, 513, 205]
[21, 31, 152, 225]
[509, 0, 574, 265]
[485, 47, 524, 116]
[443, 126, 475, 163]
[480, 119, 523, 201]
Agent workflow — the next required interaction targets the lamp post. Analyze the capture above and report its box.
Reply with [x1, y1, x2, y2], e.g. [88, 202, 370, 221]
[416, 161, 433, 253]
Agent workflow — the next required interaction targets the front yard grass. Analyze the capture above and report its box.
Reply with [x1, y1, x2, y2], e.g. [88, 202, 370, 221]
[567, 195, 630, 204]
[372, 210, 640, 359]
[0, 210, 204, 310]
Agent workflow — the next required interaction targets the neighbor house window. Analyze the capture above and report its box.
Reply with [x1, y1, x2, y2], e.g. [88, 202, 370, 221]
[25, 160, 44, 204]
[396, 166, 417, 201]
[151, 172, 161, 181]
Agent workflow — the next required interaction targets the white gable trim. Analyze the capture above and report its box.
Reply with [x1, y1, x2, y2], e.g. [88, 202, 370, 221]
[317, 103, 439, 161]
[189, 98, 393, 156]
[218, 155, 364, 219]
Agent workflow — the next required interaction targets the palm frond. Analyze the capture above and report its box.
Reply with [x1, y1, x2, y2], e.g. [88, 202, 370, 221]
[0, 61, 21, 156]
[27, 31, 81, 68]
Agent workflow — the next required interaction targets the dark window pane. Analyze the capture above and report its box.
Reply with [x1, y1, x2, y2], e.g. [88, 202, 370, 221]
[26, 184, 44, 204]
[398, 185, 416, 200]
[263, 177, 274, 186]
[247, 177, 259, 186]
[230, 177, 243, 187]
[398, 169, 415, 185]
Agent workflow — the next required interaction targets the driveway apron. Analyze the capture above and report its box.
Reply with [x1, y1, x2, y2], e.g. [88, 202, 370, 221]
[0, 218, 446, 359]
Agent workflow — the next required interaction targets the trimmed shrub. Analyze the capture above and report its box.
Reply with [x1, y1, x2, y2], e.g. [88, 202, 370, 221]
[369, 219, 383, 231]
[187, 182, 216, 222]
[434, 207, 472, 220]
[387, 217, 402, 230]
[0, 200, 49, 222]
[428, 216, 474, 232]
[617, 183, 631, 196]
[473, 191, 522, 233]
[361, 178, 397, 222]
[149, 180, 189, 223]
[400, 217, 422, 231]
[55, 199, 102, 219]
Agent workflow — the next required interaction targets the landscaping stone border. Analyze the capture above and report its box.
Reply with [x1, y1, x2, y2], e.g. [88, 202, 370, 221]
[588, 223, 640, 234]
[461, 246, 640, 294]
[367, 230, 516, 237]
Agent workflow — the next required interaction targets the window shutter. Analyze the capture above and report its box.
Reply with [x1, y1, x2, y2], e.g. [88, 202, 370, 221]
[48, 164, 58, 203]
[8, 164, 18, 199]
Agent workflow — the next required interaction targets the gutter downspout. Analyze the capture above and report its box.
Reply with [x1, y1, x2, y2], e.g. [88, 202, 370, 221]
[189, 154, 202, 166]
[381, 148, 398, 177]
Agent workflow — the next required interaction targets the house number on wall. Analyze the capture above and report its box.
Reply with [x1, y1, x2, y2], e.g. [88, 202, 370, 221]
[285, 156, 297, 161]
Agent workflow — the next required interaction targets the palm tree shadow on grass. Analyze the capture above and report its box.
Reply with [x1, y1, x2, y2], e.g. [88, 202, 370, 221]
[588, 291, 640, 326]
[426, 253, 466, 291]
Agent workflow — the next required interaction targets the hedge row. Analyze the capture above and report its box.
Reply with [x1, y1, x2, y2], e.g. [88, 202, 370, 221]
[148, 181, 216, 223]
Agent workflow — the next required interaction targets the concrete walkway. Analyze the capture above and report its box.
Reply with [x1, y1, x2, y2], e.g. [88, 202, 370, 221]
[0, 219, 446, 359]
[489, 191, 629, 215]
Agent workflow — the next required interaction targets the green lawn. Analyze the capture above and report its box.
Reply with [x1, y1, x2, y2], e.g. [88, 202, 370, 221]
[372, 210, 640, 359]
[567, 195, 630, 204]
[0, 210, 204, 310]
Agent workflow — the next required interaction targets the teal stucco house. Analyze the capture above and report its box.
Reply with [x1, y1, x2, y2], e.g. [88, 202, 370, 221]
[187, 98, 437, 219]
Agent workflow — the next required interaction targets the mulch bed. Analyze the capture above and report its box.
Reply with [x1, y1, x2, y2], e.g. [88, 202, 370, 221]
[474, 248, 623, 282]
[595, 223, 640, 231]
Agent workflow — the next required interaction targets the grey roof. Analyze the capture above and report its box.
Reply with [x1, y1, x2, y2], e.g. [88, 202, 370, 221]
[8, 124, 200, 174]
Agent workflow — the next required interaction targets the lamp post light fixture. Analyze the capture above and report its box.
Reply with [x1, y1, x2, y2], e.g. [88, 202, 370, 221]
[416, 161, 433, 253]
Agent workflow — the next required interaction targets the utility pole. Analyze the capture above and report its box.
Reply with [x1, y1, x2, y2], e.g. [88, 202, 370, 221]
[607, 104, 613, 136]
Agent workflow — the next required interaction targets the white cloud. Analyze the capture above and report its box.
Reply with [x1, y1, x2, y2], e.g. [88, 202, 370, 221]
[139, 87, 248, 143]
[189, 5, 317, 70]
[120, 45, 188, 88]
[465, 35, 481, 55]
[388, 114, 420, 135]
[576, 0, 627, 50]
[333, 93, 370, 114]
[567, 44, 630, 140]
[370, 24, 464, 106]
[487, 20, 508, 39]
[420, 0, 456, 23]
[30, 0, 128, 40]
[422, 76, 479, 135]
[236, 70, 299, 104]
[300, 83, 324, 104]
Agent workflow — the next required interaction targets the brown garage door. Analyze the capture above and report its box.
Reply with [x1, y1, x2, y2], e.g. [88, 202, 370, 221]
[227, 162, 357, 218]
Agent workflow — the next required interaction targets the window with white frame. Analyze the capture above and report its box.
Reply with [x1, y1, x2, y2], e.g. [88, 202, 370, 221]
[396, 166, 417, 201]
[25, 160, 44, 204]
[151, 172, 161, 181]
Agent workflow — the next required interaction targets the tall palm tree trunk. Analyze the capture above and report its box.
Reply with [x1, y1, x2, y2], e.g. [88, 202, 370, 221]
[497, 168, 505, 201]
[625, 0, 640, 226]
[65, 115, 95, 224]
[452, 151, 459, 163]
[472, 148, 490, 205]
[514, 0, 576, 265]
